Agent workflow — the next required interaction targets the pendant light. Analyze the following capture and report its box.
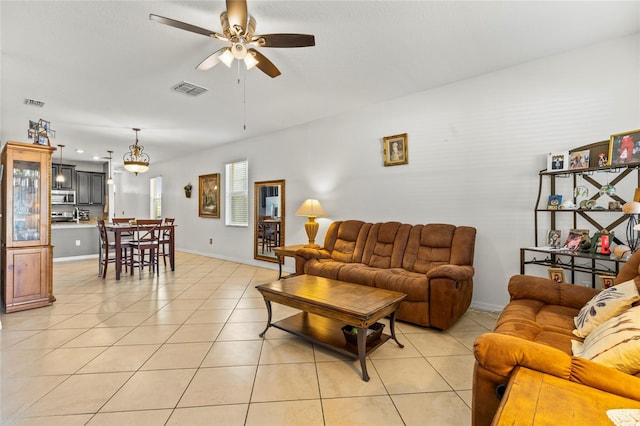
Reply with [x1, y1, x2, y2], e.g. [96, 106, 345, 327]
[106, 150, 114, 185]
[56, 144, 65, 183]
[123, 128, 150, 175]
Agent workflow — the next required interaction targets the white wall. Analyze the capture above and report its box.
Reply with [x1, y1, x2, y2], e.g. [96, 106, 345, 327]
[119, 33, 640, 311]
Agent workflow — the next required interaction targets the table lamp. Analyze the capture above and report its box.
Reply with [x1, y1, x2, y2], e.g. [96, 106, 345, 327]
[624, 201, 640, 251]
[296, 199, 326, 248]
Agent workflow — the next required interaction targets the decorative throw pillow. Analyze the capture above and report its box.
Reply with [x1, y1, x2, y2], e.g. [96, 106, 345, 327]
[572, 305, 640, 375]
[573, 280, 639, 338]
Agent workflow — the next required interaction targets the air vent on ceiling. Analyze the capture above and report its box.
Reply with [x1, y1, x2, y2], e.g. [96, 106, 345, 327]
[171, 81, 208, 97]
[24, 98, 45, 107]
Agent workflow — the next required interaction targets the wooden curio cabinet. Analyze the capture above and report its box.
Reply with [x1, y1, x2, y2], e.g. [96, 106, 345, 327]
[1, 141, 56, 313]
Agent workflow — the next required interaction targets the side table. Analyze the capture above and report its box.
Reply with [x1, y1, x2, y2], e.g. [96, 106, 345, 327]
[273, 244, 307, 279]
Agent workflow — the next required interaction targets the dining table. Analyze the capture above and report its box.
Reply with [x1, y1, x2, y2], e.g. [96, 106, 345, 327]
[104, 222, 176, 280]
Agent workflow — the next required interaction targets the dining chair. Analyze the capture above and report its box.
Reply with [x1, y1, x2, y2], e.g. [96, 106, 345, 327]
[130, 219, 162, 278]
[97, 219, 131, 278]
[112, 217, 135, 240]
[159, 218, 174, 266]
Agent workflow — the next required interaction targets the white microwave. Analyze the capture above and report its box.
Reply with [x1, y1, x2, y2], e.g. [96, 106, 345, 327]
[51, 190, 76, 205]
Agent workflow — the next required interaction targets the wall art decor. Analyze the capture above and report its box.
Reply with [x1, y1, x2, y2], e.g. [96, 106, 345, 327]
[609, 129, 640, 166]
[383, 133, 408, 166]
[199, 173, 220, 218]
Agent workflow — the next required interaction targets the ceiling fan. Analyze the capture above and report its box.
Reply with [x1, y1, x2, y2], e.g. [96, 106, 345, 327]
[150, 0, 315, 78]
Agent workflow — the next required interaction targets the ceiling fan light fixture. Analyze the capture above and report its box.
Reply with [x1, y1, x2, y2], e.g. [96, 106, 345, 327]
[244, 52, 258, 70]
[123, 128, 150, 175]
[219, 48, 234, 67]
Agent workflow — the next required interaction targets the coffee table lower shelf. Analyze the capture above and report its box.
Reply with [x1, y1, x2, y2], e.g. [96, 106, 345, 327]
[272, 312, 391, 358]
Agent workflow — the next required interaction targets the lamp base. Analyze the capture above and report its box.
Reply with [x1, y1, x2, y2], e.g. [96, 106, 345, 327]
[304, 218, 319, 248]
[304, 243, 320, 249]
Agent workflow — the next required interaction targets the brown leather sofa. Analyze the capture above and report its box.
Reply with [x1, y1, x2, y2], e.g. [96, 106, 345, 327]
[472, 252, 640, 426]
[294, 220, 476, 330]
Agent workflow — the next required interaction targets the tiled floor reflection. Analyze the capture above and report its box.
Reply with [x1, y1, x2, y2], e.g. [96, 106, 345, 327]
[1, 253, 498, 425]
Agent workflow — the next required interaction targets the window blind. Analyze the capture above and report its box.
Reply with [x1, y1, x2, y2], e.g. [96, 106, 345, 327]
[225, 160, 248, 227]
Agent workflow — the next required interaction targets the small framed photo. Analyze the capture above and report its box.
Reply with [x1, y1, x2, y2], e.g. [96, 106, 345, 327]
[383, 133, 408, 166]
[38, 119, 50, 130]
[599, 275, 616, 289]
[568, 150, 590, 170]
[547, 230, 562, 248]
[548, 267, 565, 283]
[198, 173, 220, 218]
[547, 194, 563, 210]
[547, 152, 568, 172]
[562, 230, 583, 251]
[609, 129, 640, 166]
[634, 188, 640, 202]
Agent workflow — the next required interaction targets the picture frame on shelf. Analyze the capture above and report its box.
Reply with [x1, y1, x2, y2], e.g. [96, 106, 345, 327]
[634, 188, 640, 202]
[547, 194, 562, 210]
[599, 275, 616, 289]
[609, 129, 640, 166]
[568, 149, 590, 170]
[382, 133, 408, 166]
[547, 230, 562, 248]
[198, 173, 220, 218]
[547, 151, 568, 172]
[548, 267, 565, 283]
[561, 230, 583, 251]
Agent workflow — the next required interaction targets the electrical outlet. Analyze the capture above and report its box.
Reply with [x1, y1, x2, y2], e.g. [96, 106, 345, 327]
[75, 240, 81, 246]
[209, 238, 213, 245]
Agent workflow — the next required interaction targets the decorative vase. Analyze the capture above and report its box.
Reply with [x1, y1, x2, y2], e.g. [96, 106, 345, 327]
[185, 190, 191, 198]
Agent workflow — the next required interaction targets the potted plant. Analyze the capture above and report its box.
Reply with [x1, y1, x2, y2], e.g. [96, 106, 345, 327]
[184, 183, 192, 198]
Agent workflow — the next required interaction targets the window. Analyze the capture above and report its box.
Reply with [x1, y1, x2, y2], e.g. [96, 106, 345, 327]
[225, 160, 248, 227]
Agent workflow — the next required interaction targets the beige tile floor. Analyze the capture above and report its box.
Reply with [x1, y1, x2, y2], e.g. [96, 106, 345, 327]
[1, 252, 499, 425]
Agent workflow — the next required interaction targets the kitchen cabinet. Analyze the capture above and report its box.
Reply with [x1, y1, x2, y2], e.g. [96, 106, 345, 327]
[76, 171, 105, 205]
[1, 141, 55, 313]
[51, 164, 75, 190]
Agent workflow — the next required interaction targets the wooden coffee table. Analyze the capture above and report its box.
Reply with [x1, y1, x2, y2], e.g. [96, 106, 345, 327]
[256, 274, 407, 381]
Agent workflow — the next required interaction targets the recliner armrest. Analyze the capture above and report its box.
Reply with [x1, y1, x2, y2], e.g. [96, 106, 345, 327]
[426, 264, 473, 281]
[294, 247, 331, 260]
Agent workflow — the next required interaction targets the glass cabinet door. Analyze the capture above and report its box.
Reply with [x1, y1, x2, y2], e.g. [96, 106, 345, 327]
[13, 160, 41, 242]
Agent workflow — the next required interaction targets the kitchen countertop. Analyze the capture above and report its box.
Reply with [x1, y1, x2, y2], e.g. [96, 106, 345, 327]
[52, 221, 97, 229]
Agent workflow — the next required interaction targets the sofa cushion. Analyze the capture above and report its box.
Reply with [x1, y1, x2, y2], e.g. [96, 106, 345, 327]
[572, 305, 640, 375]
[494, 299, 579, 354]
[324, 220, 370, 264]
[361, 222, 411, 269]
[337, 263, 379, 287]
[304, 258, 345, 279]
[573, 280, 640, 338]
[402, 224, 456, 273]
[374, 268, 428, 302]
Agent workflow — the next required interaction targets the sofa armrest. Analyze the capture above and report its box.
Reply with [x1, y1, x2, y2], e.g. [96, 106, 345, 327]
[294, 247, 331, 275]
[508, 275, 599, 309]
[474, 333, 640, 401]
[425, 264, 473, 281]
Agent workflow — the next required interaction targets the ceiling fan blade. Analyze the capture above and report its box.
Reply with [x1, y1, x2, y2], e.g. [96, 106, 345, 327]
[248, 48, 281, 78]
[253, 34, 315, 48]
[149, 14, 222, 39]
[226, 0, 248, 34]
[196, 48, 227, 70]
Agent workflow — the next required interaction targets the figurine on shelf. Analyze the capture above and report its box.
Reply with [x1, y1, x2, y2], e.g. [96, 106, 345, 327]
[598, 152, 608, 167]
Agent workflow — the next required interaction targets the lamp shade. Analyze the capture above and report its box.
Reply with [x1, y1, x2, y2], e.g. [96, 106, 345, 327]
[295, 199, 326, 218]
[623, 201, 640, 214]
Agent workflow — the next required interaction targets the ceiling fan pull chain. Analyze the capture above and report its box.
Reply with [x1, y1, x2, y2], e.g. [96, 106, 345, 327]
[243, 70, 247, 130]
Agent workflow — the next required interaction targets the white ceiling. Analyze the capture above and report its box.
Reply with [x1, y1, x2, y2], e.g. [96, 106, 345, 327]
[2, 1, 639, 168]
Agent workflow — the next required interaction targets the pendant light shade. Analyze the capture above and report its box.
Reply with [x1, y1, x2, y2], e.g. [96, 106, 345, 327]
[56, 144, 65, 183]
[123, 128, 150, 175]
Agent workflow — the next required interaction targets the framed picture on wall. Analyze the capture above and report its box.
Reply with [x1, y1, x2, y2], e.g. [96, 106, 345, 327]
[199, 173, 220, 218]
[609, 129, 640, 166]
[383, 133, 408, 166]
